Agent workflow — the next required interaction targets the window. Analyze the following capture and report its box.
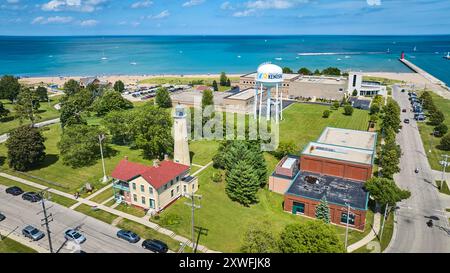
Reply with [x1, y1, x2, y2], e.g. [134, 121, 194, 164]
[184, 185, 187, 192]
[133, 194, 137, 202]
[292, 202, 305, 214]
[341, 212, 356, 225]
[149, 187, 153, 194]
[177, 186, 179, 193]
[171, 189, 174, 197]
[176, 176, 180, 182]
[192, 184, 195, 190]
[141, 196, 146, 205]
[164, 184, 167, 190]
[149, 199, 155, 209]
[132, 183, 136, 190]
[140, 185, 145, 192]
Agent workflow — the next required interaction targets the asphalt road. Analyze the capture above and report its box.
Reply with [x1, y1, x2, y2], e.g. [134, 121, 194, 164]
[0, 186, 150, 253]
[386, 86, 450, 253]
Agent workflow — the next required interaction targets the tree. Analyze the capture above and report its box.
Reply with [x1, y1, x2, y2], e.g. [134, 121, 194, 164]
[220, 72, 228, 86]
[0, 101, 10, 120]
[212, 80, 218, 91]
[247, 141, 267, 187]
[315, 196, 331, 223]
[241, 221, 279, 253]
[103, 110, 135, 145]
[352, 89, 358, 96]
[381, 98, 401, 133]
[60, 99, 86, 128]
[298, 67, 312, 75]
[343, 105, 353, 116]
[63, 79, 81, 96]
[322, 110, 331, 118]
[282, 67, 293, 74]
[202, 89, 214, 110]
[429, 110, 445, 126]
[434, 123, 448, 137]
[155, 87, 172, 108]
[0, 75, 21, 103]
[313, 69, 321, 75]
[6, 126, 46, 171]
[364, 177, 411, 207]
[14, 87, 41, 125]
[58, 124, 108, 168]
[370, 104, 380, 115]
[36, 86, 48, 102]
[272, 141, 297, 160]
[132, 105, 173, 159]
[321, 67, 341, 76]
[113, 80, 125, 93]
[226, 78, 231, 87]
[279, 222, 345, 253]
[93, 90, 133, 116]
[225, 156, 260, 206]
[440, 133, 450, 151]
[379, 144, 401, 179]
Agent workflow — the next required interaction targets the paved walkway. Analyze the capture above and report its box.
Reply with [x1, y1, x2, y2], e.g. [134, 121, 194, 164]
[191, 161, 213, 177]
[0, 172, 216, 253]
[0, 118, 60, 144]
[0, 226, 48, 253]
[347, 213, 381, 253]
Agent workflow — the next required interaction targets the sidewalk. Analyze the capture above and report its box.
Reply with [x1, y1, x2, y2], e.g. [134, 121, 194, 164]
[0, 118, 60, 144]
[0, 172, 217, 253]
[347, 213, 381, 253]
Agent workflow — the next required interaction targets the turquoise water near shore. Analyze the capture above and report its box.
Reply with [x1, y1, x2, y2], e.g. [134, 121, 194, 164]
[0, 35, 449, 85]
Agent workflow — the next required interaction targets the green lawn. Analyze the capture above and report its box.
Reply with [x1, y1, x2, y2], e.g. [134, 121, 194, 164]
[363, 76, 404, 86]
[0, 237, 37, 253]
[189, 140, 220, 166]
[353, 211, 394, 253]
[115, 203, 147, 218]
[89, 187, 114, 204]
[74, 204, 118, 224]
[417, 92, 450, 171]
[138, 76, 239, 86]
[0, 176, 77, 208]
[0, 97, 61, 135]
[436, 180, 450, 195]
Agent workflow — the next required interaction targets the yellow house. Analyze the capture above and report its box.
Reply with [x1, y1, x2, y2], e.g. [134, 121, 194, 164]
[111, 157, 198, 213]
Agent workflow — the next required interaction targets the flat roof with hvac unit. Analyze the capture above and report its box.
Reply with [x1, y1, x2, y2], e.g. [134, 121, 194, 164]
[302, 141, 375, 165]
[225, 88, 261, 101]
[317, 127, 377, 151]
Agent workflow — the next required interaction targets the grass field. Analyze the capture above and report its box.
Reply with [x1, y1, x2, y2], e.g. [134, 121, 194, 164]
[115, 203, 147, 218]
[0, 97, 61, 135]
[0, 237, 37, 253]
[363, 76, 404, 86]
[417, 92, 450, 170]
[138, 76, 239, 86]
[89, 187, 114, 204]
[436, 180, 450, 195]
[74, 204, 118, 224]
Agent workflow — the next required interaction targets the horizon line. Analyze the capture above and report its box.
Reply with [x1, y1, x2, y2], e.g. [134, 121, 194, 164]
[1, 34, 450, 37]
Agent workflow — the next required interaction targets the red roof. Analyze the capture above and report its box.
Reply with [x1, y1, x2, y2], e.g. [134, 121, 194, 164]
[111, 159, 190, 190]
[196, 85, 212, 91]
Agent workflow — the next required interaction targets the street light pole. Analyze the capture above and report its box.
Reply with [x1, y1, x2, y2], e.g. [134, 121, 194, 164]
[441, 155, 449, 188]
[379, 204, 389, 241]
[344, 203, 350, 250]
[98, 134, 108, 183]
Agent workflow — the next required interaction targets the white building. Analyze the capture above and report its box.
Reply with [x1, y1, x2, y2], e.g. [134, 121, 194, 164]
[348, 73, 387, 97]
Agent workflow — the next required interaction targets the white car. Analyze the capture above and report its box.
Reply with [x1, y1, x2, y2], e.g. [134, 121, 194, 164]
[64, 229, 86, 244]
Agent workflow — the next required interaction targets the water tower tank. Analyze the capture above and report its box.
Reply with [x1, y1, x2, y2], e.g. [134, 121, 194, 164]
[256, 63, 283, 85]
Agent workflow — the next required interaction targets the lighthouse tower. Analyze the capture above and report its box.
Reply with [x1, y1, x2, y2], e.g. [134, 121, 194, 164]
[173, 104, 190, 166]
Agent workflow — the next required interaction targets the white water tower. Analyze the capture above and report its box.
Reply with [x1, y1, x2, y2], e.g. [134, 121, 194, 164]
[254, 63, 284, 123]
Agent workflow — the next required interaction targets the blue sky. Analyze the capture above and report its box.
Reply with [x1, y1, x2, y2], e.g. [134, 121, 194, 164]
[0, 0, 449, 35]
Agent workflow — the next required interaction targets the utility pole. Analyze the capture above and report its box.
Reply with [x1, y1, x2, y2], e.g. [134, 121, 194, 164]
[39, 192, 54, 253]
[98, 134, 108, 183]
[184, 193, 202, 252]
[379, 204, 389, 241]
[344, 203, 350, 250]
[441, 154, 449, 188]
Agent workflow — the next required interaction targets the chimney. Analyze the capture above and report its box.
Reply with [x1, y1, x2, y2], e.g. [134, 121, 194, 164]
[164, 154, 169, 161]
[153, 160, 159, 167]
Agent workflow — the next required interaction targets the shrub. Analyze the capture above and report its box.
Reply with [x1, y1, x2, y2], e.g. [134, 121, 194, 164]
[434, 123, 448, 137]
[440, 133, 450, 151]
[159, 213, 182, 227]
[322, 110, 331, 118]
[343, 105, 354, 116]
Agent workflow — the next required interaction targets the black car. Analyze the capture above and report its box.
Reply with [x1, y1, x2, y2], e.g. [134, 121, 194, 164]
[6, 186, 24, 196]
[404, 119, 410, 124]
[22, 192, 42, 203]
[142, 239, 168, 253]
[0, 212, 5, 222]
[117, 230, 141, 243]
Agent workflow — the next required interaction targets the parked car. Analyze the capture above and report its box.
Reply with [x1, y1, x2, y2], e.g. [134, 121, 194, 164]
[0, 212, 5, 222]
[5, 186, 23, 196]
[404, 119, 410, 124]
[117, 230, 141, 243]
[22, 192, 42, 203]
[22, 225, 45, 241]
[64, 229, 86, 244]
[402, 109, 407, 113]
[142, 239, 168, 253]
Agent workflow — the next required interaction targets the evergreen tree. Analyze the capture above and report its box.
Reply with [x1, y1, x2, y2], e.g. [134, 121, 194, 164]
[0, 75, 21, 103]
[63, 79, 81, 96]
[315, 196, 331, 223]
[6, 126, 46, 171]
[212, 80, 218, 91]
[429, 110, 445, 126]
[225, 156, 260, 206]
[226, 78, 231, 87]
[440, 133, 450, 151]
[36, 86, 48, 102]
[155, 87, 172, 108]
[220, 72, 228, 86]
[113, 80, 125, 93]
[0, 101, 10, 120]
[434, 123, 448, 137]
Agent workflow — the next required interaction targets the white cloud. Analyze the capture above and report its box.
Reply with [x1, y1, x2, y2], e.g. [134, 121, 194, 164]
[131, 0, 153, 8]
[233, 9, 256, 17]
[366, 0, 381, 6]
[41, 0, 107, 12]
[182, 0, 205, 7]
[246, 0, 308, 10]
[149, 10, 170, 19]
[220, 1, 233, 10]
[80, 19, 98, 26]
[32, 16, 73, 24]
